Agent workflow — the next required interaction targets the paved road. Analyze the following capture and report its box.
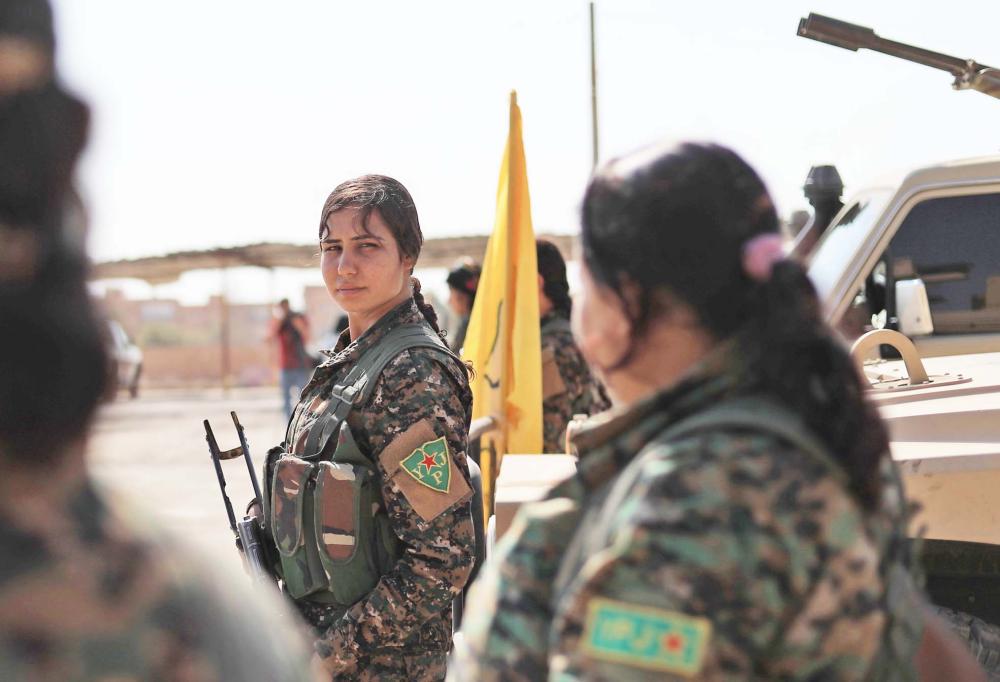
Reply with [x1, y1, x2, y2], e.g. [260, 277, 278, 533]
[88, 387, 289, 573]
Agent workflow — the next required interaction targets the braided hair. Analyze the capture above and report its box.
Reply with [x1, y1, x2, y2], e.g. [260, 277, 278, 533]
[581, 142, 889, 510]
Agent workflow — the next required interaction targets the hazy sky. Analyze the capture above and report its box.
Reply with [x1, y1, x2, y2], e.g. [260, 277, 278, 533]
[54, 1, 1000, 302]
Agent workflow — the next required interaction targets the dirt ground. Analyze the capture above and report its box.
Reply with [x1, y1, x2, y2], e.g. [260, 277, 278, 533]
[88, 387, 290, 574]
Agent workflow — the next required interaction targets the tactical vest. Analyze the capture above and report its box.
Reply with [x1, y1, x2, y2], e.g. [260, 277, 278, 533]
[263, 323, 464, 605]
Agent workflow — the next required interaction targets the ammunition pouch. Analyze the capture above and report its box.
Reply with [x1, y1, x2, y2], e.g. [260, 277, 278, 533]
[267, 422, 399, 603]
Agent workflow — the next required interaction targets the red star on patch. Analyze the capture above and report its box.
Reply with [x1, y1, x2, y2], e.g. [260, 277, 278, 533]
[420, 453, 438, 470]
[663, 634, 684, 653]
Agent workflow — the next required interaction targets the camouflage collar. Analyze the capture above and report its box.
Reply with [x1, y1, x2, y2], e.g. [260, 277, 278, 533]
[319, 298, 425, 371]
[571, 351, 737, 491]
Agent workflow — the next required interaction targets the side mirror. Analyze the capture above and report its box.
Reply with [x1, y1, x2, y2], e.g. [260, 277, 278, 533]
[895, 278, 934, 336]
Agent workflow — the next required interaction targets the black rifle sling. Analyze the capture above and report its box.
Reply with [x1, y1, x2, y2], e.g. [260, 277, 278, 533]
[303, 323, 460, 458]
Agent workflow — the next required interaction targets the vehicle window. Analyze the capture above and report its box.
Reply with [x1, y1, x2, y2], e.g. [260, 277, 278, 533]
[889, 193, 1000, 334]
[843, 192, 1000, 341]
[808, 192, 891, 303]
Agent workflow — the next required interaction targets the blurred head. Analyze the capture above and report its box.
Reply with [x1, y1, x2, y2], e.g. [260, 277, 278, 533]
[577, 142, 780, 370]
[318, 175, 420, 317]
[275, 298, 290, 317]
[536, 240, 571, 320]
[0, 0, 109, 468]
[446, 262, 479, 317]
[577, 140, 889, 509]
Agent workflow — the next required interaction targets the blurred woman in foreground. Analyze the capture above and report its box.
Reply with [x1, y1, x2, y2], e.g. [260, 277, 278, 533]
[0, 1, 311, 679]
[451, 142, 983, 680]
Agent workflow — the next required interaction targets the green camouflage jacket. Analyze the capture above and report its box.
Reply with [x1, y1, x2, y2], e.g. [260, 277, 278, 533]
[452, 359, 923, 681]
[284, 298, 476, 680]
[0, 479, 313, 682]
[540, 314, 611, 454]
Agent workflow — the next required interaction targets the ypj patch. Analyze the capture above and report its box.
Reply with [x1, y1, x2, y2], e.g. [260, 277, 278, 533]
[582, 598, 711, 675]
[400, 436, 451, 493]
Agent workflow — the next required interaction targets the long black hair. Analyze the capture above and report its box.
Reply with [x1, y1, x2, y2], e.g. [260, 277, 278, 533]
[536, 239, 572, 319]
[318, 174, 443, 335]
[581, 142, 889, 510]
[0, 3, 109, 466]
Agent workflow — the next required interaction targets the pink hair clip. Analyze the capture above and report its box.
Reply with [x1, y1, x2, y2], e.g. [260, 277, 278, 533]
[741, 233, 785, 282]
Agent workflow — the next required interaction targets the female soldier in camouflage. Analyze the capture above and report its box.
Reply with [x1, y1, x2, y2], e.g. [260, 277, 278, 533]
[259, 175, 476, 680]
[536, 239, 610, 453]
[0, 2, 312, 680]
[451, 142, 983, 680]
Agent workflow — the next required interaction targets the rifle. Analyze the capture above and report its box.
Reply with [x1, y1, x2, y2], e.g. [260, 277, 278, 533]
[797, 13, 1000, 100]
[204, 411, 276, 586]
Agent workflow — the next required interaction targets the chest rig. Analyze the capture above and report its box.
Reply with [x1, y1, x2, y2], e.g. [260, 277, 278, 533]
[264, 322, 463, 605]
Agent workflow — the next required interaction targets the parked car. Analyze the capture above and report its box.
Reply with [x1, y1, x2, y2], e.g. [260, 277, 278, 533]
[107, 320, 142, 399]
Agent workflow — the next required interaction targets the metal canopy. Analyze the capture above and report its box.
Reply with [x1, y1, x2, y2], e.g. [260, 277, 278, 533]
[91, 234, 576, 285]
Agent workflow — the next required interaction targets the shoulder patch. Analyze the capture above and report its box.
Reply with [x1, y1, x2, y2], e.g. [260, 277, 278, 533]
[400, 436, 452, 492]
[379, 419, 472, 522]
[582, 598, 711, 676]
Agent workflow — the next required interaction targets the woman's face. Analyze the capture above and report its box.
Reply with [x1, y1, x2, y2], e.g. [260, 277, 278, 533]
[572, 261, 631, 383]
[320, 208, 414, 316]
[448, 288, 470, 317]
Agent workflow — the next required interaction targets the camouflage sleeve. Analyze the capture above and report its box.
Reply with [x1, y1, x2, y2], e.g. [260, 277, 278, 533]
[0, 486, 315, 682]
[315, 349, 476, 672]
[449, 495, 583, 682]
[548, 433, 887, 681]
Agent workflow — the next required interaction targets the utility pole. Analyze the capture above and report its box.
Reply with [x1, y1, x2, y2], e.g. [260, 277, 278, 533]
[589, 1, 599, 171]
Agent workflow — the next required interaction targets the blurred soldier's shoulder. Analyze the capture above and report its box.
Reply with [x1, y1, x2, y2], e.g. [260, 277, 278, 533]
[0, 482, 313, 681]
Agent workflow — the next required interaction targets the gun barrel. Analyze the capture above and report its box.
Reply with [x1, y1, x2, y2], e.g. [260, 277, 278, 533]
[231, 411, 263, 503]
[204, 419, 239, 534]
[798, 13, 983, 78]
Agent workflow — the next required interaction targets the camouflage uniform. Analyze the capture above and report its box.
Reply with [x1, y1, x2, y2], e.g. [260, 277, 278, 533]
[0, 480, 312, 682]
[540, 313, 610, 454]
[277, 298, 476, 681]
[452, 357, 924, 681]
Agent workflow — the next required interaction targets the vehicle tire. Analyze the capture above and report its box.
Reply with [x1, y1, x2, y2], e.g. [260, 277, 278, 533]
[129, 363, 142, 399]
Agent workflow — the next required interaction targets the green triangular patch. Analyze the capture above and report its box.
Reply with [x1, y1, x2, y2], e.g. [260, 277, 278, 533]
[400, 437, 451, 493]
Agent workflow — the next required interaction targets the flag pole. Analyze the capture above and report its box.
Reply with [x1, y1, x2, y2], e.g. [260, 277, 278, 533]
[589, 1, 599, 170]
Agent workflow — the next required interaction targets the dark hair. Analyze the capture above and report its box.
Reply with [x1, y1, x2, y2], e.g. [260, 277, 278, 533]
[318, 174, 441, 334]
[446, 262, 480, 307]
[581, 141, 889, 510]
[536, 239, 571, 319]
[0, 60, 108, 464]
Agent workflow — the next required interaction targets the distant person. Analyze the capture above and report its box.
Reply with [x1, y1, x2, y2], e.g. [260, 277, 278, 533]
[536, 239, 610, 453]
[270, 298, 313, 419]
[445, 261, 480, 353]
[452, 142, 985, 680]
[0, 2, 313, 680]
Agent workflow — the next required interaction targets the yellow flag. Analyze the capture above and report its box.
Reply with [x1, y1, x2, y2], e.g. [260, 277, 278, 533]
[463, 91, 543, 520]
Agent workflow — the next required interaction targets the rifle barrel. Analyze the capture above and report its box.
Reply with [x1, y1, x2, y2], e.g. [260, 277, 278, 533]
[798, 13, 988, 78]
[204, 419, 239, 534]
[231, 411, 263, 503]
